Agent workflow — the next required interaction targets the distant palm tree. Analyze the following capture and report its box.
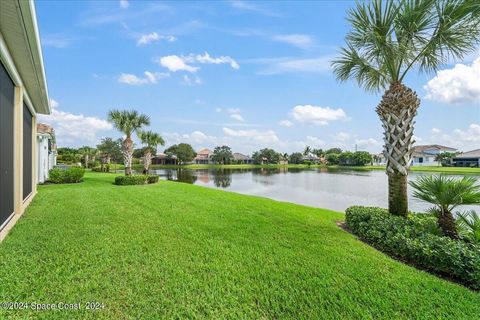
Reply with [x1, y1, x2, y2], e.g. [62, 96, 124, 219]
[303, 146, 312, 156]
[138, 130, 165, 174]
[410, 175, 480, 239]
[108, 110, 150, 175]
[333, 0, 480, 216]
[78, 146, 96, 168]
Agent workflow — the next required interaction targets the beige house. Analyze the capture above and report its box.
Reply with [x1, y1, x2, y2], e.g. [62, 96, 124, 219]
[410, 145, 456, 166]
[0, 0, 51, 240]
[194, 148, 213, 164]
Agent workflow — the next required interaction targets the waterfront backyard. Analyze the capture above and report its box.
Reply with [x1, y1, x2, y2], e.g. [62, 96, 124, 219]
[0, 172, 479, 319]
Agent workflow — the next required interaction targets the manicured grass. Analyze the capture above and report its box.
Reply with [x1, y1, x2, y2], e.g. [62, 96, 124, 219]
[1, 173, 478, 319]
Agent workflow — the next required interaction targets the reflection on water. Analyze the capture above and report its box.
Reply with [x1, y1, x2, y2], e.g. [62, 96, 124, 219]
[146, 168, 480, 213]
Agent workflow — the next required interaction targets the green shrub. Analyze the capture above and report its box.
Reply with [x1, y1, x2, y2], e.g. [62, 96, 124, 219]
[345, 206, 480, 289]
[114, 175, 147, 185]
[115, 174, 160, 185]
[48, 166, 85, 184]
[147, 175, 159, 184]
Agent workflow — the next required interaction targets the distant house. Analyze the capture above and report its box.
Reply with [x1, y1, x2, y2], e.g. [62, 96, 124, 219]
[36, 123, 57, 183]
[373, 153, 387, 165]
[152, 153, 177, 165]
[452, 149, 480, 167]
[410, 145, 456, 166]
[233, 152, 253, 164]
[302, 153, 321, 164]
[194, 148, 213, 164]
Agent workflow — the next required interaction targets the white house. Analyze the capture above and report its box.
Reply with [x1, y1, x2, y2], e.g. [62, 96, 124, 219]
[452, 149, 480, 167]
[410, 145, 456, 166]
[36, 123, 56, 183]
[0, 0, 51, 240]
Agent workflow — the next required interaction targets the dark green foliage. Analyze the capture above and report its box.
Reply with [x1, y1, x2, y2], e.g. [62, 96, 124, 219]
[326, 148, 342, 154]
[252, 148, 280, 164]
[164, 143, 197, 164]
[326, 153, 339, 165]
[346, 206, 480, 289]
[48, 167, 85, 184]
[352, 151, 372, 166]
[147, 175, 160, 184]
[211, 145, 234, 164]
[289, 152, 304, 164]
[114, 175, 159, 185]
[457, 210, 480, 244]
[436, 152, 457, 167]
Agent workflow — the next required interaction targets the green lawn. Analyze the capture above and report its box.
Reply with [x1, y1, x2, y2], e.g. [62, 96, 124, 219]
[0, 173, 478, 319]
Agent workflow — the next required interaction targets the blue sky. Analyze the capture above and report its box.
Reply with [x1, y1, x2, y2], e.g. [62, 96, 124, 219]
[36, 0, 480, 154]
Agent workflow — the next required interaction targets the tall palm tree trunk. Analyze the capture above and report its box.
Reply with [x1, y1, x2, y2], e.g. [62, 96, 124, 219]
[143, 149, 152, 174]
[122, 137, 134, 176]
[376, 83, 420, 217]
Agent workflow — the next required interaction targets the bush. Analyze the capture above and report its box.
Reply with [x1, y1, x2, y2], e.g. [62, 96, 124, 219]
[114, 175, 160, 185]
[345, 206, 480, 289]
[147, 175, 159, 184]
[48, 166, 85, 184]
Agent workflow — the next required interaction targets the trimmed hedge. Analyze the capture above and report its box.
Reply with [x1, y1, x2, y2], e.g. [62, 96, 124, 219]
[114, 175, 160, 186]
[48, 167, 85, 184]
[345, 206, 480, 290]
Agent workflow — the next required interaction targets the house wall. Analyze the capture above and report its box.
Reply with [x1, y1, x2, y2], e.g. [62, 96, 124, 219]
[0, 35, 38, 241]
[37, 135, 49, 183]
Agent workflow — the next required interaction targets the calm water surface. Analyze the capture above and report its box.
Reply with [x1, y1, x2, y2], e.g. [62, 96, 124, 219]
[147, 168, 480, 213]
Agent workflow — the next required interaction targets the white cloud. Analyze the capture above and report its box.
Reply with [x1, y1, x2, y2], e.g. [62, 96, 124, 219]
[191, 52, 240, 69]
[38, 100, 112, 147]
[431, 128, 442, 134]
[157, 55, 199, 73]
[230, 114, 244, 121]
[278, 120, 293, 127]
[223, 127, 279, 144]
[49, 99, 59, 108]
[118, 71, 169, 86]
[119, 0, 129, 9]
[182, 75, 202, 86]
[333, 132, 350, 142]
[163, 130, 218, 148]
[272, 34, 314, 49]
[453, 124, 480, 143]
[355, 138, 381, 149]
[256, 56, 332, 75]
[137, 32, 176, 45]
[41, 34, 72, 48]
[291, 105, 347, 125]
[306, 136, 325, 147]
[424, 57, 480, 104]
[228, 0, 280, 17]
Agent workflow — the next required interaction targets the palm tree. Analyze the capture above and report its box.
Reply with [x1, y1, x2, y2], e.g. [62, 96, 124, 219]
[303, 146, 312, 156]
[410, 175, 480, 239]
[138, 130, 165, 174]
[78, 146, 96, 168]
[332, 0, 480, 216]
[457, 210, 480, 243]
[107, 110, 150, 175]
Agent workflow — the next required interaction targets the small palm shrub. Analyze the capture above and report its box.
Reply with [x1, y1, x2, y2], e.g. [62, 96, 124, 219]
[409, 175, 480, 239]
[48, 167, 85, 184]
[345, 206, 480, 290]
[457, 210, 480, 244]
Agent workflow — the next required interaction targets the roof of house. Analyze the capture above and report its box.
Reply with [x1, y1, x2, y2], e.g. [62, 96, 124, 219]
[36, 123, 54, 135]
[0, 0, 50, 114]
[197, 148, 211, 155]
[412, 145, 456, 152]
[154, 153, 177, 159]
[453, 149, 480, 159]
[233, 152, 251, 160]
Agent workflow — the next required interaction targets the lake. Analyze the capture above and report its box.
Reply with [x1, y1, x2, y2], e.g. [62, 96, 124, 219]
[148, 167, 480, 213]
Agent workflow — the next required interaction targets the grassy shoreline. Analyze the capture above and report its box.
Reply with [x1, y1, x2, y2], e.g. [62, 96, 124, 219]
[131, 163, 480, 174]
[0, 172, 478, 319]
